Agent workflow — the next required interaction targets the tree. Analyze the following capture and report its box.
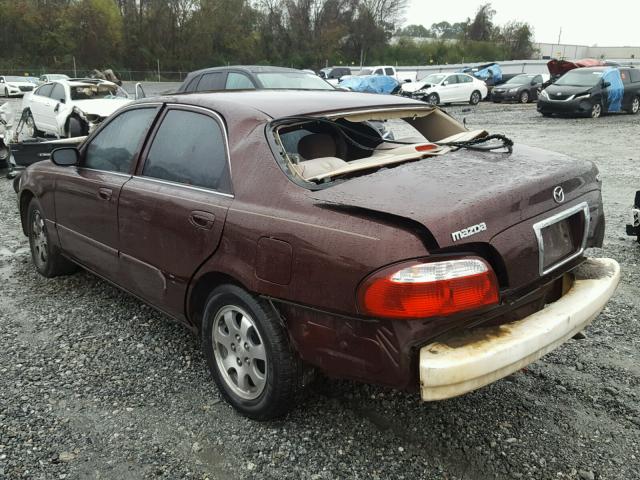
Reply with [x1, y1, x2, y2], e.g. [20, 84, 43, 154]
[465, 3, 496, 42]
[397, 24, 431, 38]
[68, 0, 123, 66]
[499, 21, 535, 59]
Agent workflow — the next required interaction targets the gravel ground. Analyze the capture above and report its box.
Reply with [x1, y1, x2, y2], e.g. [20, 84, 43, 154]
[1, 95, 639, 480]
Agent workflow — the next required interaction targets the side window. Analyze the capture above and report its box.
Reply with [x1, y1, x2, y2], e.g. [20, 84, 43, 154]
[35, 84, 53, 97]
[620, 70, 630, 84]
[196, 72, 225, 91]
[142, 109, 231, 193]
[225, 72, 255, 90]
[457, 75, 472, 83]
[84, 108, 157, 173]
[184, 75, 201, 92]
[50, 83, 66, 103]
[630, 69, 640, 83]
[444, 75, 458, 85]
[384, 67, 394, 76]
[374, 69, 383, 75]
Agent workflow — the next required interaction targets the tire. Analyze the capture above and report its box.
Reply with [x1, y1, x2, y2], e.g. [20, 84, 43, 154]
[590, 102, 602, 118]
[27, 198, 77, 278]
[519, 91, 530, 104]
[3, 87, 8, 97]
[425, 93, 439, 105]
[469, 90, 481, 105]
[67, 116, 85, 138]
[201, 284, 304, 420]
[627, 96, 640, 115]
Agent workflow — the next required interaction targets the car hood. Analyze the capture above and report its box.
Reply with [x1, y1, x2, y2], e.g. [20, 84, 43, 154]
[544, 84, 592, 97]
[402, 81, 434, 93]
[6, 81, 33, 87]
[310, 144, 598, 251]
[71, 98, 132, 117]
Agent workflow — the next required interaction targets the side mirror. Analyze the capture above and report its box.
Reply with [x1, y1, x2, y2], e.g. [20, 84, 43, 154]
[51, 147, 79, 166]
[602, 81, 611, 88]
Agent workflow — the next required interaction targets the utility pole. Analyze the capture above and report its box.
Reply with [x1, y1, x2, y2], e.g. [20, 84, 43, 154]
[157, 59, 161, 82]
[72, 56, 77, 77]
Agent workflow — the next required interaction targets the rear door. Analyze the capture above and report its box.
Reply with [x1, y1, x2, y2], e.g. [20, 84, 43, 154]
[44, 83, 66, 133]
[117, 105, 233, 318]
[54, 106, 159, 279]
[439, 74, 459, 102]
[456, 74, 474, 101]
[30, 84, 55, 132]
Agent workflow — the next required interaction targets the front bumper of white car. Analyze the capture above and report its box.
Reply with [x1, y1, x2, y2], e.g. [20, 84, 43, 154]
[419, 257, 620, 401]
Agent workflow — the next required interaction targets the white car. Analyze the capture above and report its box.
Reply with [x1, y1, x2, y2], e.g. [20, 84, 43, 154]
[0, 76, 36, 97]
[401, 72, 488, 105]
[38, 74, 70, 84]
[22, 79, 132, 138]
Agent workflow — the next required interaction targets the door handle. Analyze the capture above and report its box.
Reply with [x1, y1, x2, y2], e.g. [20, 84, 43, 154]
[98, 187, 112, 201]
[189, 211, 215, 230]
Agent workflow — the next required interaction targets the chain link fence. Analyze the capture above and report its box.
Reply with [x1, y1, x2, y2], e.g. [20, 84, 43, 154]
[1, 67, 189, 82]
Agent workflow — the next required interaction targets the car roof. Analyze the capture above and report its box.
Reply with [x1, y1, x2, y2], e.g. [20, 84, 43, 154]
[187, 65, 304, 76]
[136, 90, 426, 121]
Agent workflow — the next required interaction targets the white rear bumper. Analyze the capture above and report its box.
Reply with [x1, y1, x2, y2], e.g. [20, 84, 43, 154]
[419, 257, 620, 401]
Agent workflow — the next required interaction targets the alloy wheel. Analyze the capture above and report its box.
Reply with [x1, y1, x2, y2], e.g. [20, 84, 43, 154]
[30, 210, 48, 269]
[25, 113, 37, 137]
[471, 91, 481, 105]
[591, 103, 602, 118]
[632, 97, 639, 114]
[520, 91, 529, 103]
[212, 305, 267, 400]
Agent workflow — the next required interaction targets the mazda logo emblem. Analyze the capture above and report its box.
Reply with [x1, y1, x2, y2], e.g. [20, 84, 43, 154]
[553, 186, 565, 203]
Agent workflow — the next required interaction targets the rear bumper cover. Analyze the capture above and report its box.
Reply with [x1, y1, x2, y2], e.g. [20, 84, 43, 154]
[419, 257, 620, 401]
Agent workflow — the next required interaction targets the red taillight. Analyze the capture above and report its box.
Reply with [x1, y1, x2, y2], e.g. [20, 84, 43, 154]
[415, 143, 438, 152]
[358, 258, 499, 319]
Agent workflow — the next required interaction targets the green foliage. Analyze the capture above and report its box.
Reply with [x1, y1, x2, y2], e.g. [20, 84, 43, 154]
[0, 0, 535, 74]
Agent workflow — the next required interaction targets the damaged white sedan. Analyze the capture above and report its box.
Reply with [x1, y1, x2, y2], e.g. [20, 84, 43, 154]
[21, 79, 132, 138]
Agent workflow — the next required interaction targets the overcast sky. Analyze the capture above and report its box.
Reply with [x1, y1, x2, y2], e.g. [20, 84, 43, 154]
[405, 0, 639, 46]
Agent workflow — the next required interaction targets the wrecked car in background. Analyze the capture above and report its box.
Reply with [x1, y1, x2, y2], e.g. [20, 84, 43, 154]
[338, 75, 400, 94]
[544, 58, 616, 87]
[401, 72, 487, 105]
[627, 191, 640, 242]
[16, 90, 620, 419]
[538, 66, 640, 118]
[21, 78, 132, 138]
[1, 76, 35, 97]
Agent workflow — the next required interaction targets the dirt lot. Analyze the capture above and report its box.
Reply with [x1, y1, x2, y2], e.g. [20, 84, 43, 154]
[1, 92, 639, 480]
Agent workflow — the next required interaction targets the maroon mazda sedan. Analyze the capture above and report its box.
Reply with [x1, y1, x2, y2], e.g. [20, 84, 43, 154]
[16, 90, 620, 419]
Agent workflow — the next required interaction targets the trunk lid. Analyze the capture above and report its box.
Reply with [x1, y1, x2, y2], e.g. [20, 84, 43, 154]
[310, 144, 600, 287]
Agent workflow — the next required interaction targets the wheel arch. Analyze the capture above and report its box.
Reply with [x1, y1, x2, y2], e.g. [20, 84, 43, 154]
[19, 189, 35, 236]
[187, 270, 252, 335]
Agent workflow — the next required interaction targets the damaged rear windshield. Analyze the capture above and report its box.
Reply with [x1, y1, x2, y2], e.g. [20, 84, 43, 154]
[70, 84, 128, 100]
[270, 107, 485, 187]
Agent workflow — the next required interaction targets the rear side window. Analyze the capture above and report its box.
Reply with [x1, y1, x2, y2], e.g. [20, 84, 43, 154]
[225, 72, 255, 90]
[184, 75, 201, 92]
[35, 84, 53, 97]
[620, 70, 630, 84]
[50, 83, 65, 102]
[196, 72, 225, 91]
[445, 75, 459, 84]
[457, 75, 472, 83]
[142, 109, 231, 193]
[630, 69, 640, 83]
[374, 69, 383, 75]
[84, 108, 157, 173]
[384, 68, 394, 76]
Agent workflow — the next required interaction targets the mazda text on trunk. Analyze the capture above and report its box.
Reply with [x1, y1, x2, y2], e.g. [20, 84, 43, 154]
[16, 91, 620, 419]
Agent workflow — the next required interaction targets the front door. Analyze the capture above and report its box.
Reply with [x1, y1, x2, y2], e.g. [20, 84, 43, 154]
[54, 106, 159, 279]
[117, 106, 233, 318]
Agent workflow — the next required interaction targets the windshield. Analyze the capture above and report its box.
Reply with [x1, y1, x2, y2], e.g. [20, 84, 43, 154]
[421, 73, 446, 84]
[555, 70, 603, 87]
[506, 75, 534, 84]
[70, 84, 129, 100]
[5, 76, 28, 82]
[256, 72, 334, 90]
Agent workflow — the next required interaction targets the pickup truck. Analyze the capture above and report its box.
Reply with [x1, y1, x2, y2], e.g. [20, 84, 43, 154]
[357, 66, 416, 83]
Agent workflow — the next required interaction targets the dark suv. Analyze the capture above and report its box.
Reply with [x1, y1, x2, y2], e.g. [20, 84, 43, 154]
[177, 65, 334, 93]
[538, 66, 640, 118]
